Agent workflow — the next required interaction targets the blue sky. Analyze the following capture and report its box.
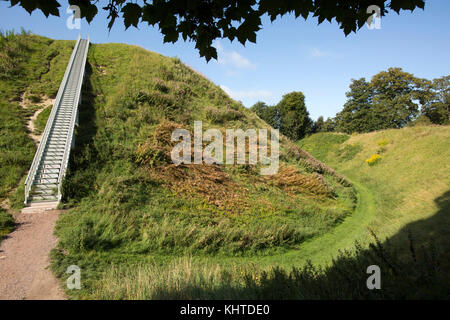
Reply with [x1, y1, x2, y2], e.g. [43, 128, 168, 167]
[1, 0, 449, 120]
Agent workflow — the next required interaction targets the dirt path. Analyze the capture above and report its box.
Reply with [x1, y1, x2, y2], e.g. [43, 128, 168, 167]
[27, 105, 48, 145]
[19, 92, 55, 146]
[0, 93, 64, 300]
[0, 210, 65, 300]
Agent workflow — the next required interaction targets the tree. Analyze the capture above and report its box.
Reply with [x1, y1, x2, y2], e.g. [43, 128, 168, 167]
[277, 91, 312, 140]
[421, 76, 450, 125]
[370, 68, 424, 130]
[335, 78, 373, 133]
[250, 101, 279, 129]
[6, 0, 426, 61]
[312, 116, 325, 133]
[335, 68, 428, 133]
[323, 117, 336, 132]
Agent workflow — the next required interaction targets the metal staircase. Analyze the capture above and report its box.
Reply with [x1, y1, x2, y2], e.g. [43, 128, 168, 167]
[24, 36, 89, 208]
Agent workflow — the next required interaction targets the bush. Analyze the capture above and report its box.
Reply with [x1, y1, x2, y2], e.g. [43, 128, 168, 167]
[365, 154, 381, 166]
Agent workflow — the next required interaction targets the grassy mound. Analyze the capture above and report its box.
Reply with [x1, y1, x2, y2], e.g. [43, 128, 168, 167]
[42, 40, 357, 297]
[53, 41, 355, 257]
[0, 31, 75, 216]
[3, 32, 448, 299]
[88, 125, 450, 300]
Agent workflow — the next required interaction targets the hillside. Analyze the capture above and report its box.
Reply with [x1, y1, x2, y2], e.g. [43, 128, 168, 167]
[2, 33, 448, 299]
[84, 124, 450, 299]
[1, 33, 360, 298]
[0, 31, 75, 237]
[299, 126, 450, 267]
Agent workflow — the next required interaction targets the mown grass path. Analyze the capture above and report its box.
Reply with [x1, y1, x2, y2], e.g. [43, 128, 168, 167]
[211, 179, 376, 269]
[274, 180, 376, 267]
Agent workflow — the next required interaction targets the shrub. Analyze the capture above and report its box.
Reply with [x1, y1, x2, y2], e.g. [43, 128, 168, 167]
[408, 115, 432, 127]
[365, 154, 381, 166]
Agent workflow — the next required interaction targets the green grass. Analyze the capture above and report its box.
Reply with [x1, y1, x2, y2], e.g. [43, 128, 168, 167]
[298, 132, 350, 162]
[0, 31, 74, 225]
[48, 39, 450, 299]
[55, 41, 354, 254]
[3, 32, 448, 299]
[34, 105, 51, 134]
[76, 126, 450, 300]
[47, 41, 359, 298]
[300, 126, 450, 249]
[0, 207, 15, 239]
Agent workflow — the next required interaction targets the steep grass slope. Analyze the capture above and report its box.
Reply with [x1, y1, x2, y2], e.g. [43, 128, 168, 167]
[298, 126, 450, 276]
[94, 125, 449, 299]
[20, 40, 357, 297]
[0, 31, 74, 237]
[299, 126, 450, 250]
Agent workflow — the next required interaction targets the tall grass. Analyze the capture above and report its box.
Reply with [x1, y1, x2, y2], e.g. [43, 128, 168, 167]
[33, 105, 51, 134]
[92, 234, 449, 300]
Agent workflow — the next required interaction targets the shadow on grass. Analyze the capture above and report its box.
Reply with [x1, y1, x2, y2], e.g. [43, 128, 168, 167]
[61, 61, 99, 203]
[144, 190, 450, 300]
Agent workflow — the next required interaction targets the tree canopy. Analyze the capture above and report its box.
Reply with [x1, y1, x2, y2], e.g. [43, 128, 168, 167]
[333, 68, 447, 133]
[334, 78, 373, 133]
[421, 76, 450, 125]
[251, 91, 313, 140]
[277, 91, 313, 140]
[5, 0, 426, 60]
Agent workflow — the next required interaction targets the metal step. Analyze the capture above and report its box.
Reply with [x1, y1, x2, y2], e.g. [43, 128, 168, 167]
[29, 195, 58, 201]
[36, 169, 60, 175]
[24, 36, 89, 206]
[33, 183, 58, 189]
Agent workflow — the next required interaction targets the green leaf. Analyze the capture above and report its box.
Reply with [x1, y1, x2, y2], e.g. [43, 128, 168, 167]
[9, 0, 61, 17]
[121, 3, 142, 29]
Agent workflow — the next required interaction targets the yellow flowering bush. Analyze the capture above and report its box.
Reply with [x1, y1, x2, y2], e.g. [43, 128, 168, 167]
[365, 154, 381, 166]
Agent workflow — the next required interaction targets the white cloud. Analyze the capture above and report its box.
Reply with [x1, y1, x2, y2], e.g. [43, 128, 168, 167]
[215, 41, 256, 70]
[220, 85, 272, 101]
[310, 47, 331, 58]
